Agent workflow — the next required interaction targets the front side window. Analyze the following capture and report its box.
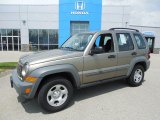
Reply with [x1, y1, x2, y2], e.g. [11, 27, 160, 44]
[61, 33, 93, 51]
[93, 33, 114, 53]
[116, 33, 134, 51]
[134, 34, 146, 49]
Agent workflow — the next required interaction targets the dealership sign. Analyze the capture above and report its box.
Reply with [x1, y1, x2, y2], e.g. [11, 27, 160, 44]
[71, 11, 89, 15]
[71, 1, 89, 15]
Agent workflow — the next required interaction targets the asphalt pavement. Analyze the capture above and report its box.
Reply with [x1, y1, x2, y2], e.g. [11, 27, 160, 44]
[0, 54, 160, 120]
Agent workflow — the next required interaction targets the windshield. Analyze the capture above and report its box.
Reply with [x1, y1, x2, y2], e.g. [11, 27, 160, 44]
[61, 33, 93, 51]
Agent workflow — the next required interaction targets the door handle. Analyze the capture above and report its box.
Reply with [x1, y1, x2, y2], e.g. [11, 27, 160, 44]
[108, 55, 116, 59]
[131, 52, 137, 56]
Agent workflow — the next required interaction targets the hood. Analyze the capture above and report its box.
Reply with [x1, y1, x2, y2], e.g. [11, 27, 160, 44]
[19, 49, 83, 65]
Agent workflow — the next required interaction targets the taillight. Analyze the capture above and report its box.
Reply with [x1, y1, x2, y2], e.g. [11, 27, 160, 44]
[147, 50, 150, 59]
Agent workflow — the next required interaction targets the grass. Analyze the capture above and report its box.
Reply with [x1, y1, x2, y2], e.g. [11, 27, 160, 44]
[0, 62, 18, 73]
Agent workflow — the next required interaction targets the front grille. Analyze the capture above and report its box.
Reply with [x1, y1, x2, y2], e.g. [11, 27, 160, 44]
[17, 63, 23, 79]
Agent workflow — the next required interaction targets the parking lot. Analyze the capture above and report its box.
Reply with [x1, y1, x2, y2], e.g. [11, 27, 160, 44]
[0, 54, 160, 120]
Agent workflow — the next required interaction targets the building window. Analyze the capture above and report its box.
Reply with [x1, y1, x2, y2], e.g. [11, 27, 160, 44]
[70, 21, 89, 35]
[0, 29, 21, 51]
[29, 29, 58, 51]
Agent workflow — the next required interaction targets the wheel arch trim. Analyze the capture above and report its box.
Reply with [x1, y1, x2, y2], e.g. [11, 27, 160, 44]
[127, 56, 149, 76]
[28, 64, 81, 98]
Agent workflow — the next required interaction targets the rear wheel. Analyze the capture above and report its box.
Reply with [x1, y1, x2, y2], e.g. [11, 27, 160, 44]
[38, 78, 73, 112]
[127, 65, 144, 87]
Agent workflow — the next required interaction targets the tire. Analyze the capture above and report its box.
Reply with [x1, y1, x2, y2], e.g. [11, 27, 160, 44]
[38, 77, 73, 112]
[127, 65, 144, 87]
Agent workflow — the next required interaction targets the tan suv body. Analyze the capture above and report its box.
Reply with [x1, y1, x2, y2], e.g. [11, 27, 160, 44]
[10, 28, 150, 112]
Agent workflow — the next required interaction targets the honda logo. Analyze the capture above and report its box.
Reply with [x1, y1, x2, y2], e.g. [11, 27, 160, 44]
[71, 1, 89, 15]
[75, 1, 85, 10]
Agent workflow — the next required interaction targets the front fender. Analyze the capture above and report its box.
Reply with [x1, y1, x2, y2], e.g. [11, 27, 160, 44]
[28, 64, 81, 98]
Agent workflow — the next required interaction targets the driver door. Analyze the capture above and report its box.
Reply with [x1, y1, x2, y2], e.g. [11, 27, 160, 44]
[83, 33, 117, 84]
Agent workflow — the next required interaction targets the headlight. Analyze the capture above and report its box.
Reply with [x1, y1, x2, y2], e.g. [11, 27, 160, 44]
[22, 63, 29, 77]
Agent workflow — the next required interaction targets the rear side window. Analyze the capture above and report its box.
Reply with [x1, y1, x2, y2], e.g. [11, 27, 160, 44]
[134, 34, 146, 49]
[116, 33, 134, 51]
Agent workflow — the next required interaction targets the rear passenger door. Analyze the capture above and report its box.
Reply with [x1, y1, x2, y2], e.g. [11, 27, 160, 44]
[115, 32, 136, 76]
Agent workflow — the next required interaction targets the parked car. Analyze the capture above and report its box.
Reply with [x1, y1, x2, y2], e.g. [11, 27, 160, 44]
[10, 28, 150, 112]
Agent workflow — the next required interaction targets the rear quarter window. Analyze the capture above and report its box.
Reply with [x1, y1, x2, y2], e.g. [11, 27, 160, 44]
[134, 34, 146, 49]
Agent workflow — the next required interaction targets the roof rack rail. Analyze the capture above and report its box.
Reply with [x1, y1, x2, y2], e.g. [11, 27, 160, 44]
[109, 28, 139, 32]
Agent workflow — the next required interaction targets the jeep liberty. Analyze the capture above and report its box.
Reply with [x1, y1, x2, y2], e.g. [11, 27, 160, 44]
[10, 28, 150, 112]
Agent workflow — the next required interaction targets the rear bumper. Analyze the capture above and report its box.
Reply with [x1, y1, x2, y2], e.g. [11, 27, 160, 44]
[10, 70, 34, 99]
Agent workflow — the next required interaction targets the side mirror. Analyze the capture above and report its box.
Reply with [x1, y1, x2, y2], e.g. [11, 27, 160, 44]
[89, 47, 104, 55]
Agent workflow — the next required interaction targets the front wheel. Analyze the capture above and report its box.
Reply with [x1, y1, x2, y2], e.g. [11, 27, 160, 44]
[38, 78, 73, 112]
[127, 65, 144, 87]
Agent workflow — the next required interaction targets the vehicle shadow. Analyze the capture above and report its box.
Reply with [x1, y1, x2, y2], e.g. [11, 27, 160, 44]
[17, 79, 131, 114]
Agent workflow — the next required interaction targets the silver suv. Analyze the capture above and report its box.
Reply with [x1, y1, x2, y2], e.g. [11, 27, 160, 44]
[10, 28, 150, 112]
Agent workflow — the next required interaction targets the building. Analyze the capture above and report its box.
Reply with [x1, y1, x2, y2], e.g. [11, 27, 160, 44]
[130, 25, 160, 54]
[2, 0, 158, 53]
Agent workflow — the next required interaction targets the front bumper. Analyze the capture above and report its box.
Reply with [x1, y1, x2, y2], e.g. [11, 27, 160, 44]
[10, 70, 34, 99]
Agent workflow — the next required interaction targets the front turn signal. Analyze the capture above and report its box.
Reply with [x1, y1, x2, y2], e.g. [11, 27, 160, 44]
[24, 76, 38, 83]
[25, 88, 31, 94]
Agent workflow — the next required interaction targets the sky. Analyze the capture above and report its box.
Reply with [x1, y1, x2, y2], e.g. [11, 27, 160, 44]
[104, 0, 160, 27]
[0, 0, 160, 27]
